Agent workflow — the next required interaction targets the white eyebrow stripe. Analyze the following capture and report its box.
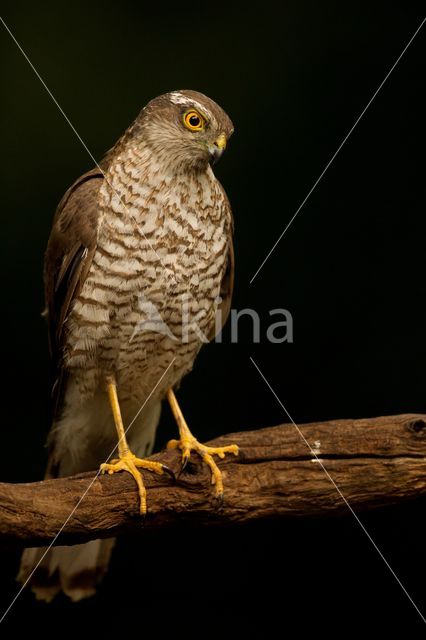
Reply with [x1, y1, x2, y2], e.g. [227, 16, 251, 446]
[169, 92, 212, 120]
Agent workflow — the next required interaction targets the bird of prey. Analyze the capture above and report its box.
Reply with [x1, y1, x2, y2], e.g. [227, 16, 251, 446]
[18, 90, 238, 601]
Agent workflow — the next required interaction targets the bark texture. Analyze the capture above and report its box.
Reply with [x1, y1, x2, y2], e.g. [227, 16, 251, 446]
[1, 414, 425, 547]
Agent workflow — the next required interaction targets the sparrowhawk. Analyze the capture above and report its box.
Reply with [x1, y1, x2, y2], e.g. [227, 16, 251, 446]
[18, 90, 238, 601]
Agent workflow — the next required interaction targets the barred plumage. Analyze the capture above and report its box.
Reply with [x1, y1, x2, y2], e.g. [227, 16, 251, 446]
[18, 89, 235, 601]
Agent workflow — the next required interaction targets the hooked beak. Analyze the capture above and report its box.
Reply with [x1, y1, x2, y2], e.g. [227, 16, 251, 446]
[208, 133, 227, 165]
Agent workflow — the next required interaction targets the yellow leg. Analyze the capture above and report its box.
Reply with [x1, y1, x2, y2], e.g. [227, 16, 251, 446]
[100, 376, 172, 515]
[166, 388, 238, 499]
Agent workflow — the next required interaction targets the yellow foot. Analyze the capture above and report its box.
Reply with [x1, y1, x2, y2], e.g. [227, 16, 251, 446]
[167, 436, 239, 499]
[100, 452, 173, 515]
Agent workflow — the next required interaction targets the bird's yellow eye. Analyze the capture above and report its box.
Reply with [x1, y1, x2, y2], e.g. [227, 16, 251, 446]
[183, 110, 204, 131]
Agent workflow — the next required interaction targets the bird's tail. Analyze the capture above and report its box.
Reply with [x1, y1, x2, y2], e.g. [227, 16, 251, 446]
[17, 393, 162, 602]
[17, 539, 115, 602]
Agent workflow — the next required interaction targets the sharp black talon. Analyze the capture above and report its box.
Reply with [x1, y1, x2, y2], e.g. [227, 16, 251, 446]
[178, 455, 190, 477]
[162, 463, 176, 481]
[216, 492, 224, 508]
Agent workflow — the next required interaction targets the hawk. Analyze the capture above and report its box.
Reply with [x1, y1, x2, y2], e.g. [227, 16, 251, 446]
[18, 90, 238, 601]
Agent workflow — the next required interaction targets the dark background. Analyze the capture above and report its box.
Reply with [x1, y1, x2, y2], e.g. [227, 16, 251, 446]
[1, 1, 425, 635]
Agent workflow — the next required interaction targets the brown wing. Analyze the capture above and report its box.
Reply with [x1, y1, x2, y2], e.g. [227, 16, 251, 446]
[44, 168, 103, 420]
[208, 189, 235, 341]
[211, 240, 234, 340]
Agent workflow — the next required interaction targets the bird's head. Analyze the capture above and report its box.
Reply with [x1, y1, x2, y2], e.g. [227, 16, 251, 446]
[136, 89, 234, 171]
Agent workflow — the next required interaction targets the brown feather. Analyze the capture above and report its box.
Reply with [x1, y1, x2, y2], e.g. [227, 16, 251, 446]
[21, 89, 236, 603]
[44, 168, 103, 425]
[208, 241, 234, 341]
[208, 183, 234, 341]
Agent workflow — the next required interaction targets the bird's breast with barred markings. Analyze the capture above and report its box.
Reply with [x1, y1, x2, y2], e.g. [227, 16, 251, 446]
[64, 146, 231, 403]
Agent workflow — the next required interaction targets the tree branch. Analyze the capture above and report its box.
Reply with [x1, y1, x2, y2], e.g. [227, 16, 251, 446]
[1, 413, 425, 547]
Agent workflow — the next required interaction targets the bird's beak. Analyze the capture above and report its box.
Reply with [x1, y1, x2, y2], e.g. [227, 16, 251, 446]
[208, 133, 227, 165]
